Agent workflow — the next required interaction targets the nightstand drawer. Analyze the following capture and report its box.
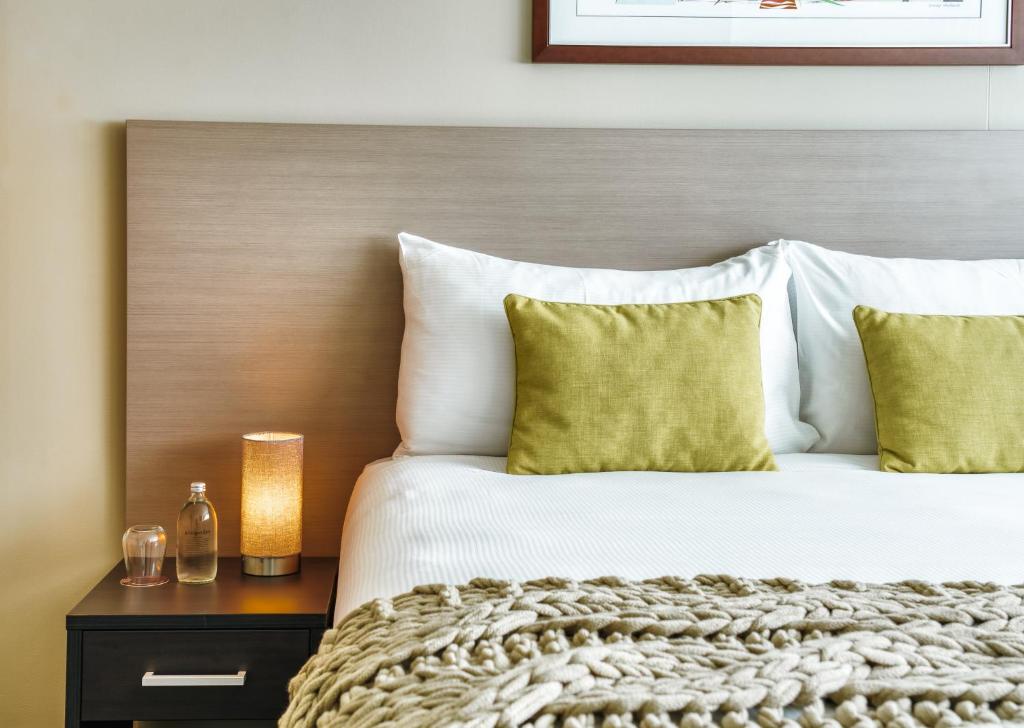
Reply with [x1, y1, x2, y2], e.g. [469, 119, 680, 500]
[80, 629, 309, 721]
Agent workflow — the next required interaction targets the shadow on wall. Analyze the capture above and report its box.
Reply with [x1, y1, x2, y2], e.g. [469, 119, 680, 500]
[1, 118, 128, 727]
[105, 120, 128, 506]
[518, 0, 533, 62]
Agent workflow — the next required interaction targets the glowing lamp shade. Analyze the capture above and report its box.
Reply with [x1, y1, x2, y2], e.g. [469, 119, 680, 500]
[240, 432, 303, 576]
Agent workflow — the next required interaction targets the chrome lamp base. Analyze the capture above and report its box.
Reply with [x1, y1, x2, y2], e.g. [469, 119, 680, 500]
[241, 553, 300, 576]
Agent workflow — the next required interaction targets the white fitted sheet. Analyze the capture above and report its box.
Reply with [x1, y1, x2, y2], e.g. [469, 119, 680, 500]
[334, 453, 1024, 623]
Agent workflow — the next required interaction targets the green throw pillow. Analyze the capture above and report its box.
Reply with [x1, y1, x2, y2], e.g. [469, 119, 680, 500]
[853, 305, 1024, 474]
[503, 293, 777, 475]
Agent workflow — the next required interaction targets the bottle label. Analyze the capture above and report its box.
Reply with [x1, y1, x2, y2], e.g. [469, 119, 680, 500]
[179, 527, 213, 556]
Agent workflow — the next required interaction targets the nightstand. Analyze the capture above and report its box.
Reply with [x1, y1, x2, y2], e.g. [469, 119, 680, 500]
[65, 556, 337, 727]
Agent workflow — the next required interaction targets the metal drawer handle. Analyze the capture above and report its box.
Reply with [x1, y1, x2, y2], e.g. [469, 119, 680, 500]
[141, 670, 246, 687]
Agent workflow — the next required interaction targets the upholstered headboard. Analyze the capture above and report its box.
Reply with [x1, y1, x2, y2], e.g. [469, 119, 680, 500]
[127, 122, 1024, 554]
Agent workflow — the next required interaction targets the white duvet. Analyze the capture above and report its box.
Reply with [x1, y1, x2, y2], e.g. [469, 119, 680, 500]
[334, 453, 1024, 623]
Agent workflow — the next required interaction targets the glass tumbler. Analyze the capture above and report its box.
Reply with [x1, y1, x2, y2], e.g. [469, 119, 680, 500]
[121, 524, 170, 587]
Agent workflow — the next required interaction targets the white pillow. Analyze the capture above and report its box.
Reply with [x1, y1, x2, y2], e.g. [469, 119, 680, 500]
[781, 239, 1024, 454]
[396, 233, 818, 457]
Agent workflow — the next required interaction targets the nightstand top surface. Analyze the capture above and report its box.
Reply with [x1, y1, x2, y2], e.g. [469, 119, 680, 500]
[67, 557, 338, 629]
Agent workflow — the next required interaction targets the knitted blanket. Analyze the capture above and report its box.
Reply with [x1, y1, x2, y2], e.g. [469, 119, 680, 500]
[280, 576, 1024, 727]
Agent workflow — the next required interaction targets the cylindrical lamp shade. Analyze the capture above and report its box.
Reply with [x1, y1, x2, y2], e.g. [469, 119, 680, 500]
[241, 432, 303, 576]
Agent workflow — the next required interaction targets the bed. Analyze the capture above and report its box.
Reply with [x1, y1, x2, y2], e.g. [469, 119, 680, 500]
[283, 451, 1024, 727]
[334, 454, 1024, 622]
[125, 123, 1024, 727]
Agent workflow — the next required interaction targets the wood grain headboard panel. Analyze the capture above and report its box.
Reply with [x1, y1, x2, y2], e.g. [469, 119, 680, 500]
[128, 122, 1024, 555]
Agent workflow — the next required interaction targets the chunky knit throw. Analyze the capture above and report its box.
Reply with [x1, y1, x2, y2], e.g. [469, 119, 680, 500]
[280, 576, 1024, 727]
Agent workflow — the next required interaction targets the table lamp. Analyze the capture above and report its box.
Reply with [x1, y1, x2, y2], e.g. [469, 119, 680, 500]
[240, 432, 303, 576]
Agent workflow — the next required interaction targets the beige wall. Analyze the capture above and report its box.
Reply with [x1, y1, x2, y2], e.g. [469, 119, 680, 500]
[2, 1, 1023, 726]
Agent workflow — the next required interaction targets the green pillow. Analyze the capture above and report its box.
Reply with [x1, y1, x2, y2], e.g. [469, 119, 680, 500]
[503, 293, 777, 475]
[853, 305, 1024, 474]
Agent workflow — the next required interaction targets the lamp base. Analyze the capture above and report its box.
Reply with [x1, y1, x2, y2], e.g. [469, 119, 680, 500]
[241, 553, 300, 576]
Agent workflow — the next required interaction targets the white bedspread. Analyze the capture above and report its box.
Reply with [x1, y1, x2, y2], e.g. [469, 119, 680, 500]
[334, 453, 1024, 623]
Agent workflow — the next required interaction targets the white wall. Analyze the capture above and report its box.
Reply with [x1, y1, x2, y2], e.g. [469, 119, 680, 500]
[2, 1, 1023, 725]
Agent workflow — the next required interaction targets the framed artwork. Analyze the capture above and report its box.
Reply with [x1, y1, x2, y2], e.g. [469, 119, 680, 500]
[533, 0, 1023, 64]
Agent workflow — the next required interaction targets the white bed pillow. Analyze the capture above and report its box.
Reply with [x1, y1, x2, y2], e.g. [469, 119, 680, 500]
[781, 239, 1024, 454]
[396, 233, 818, 457]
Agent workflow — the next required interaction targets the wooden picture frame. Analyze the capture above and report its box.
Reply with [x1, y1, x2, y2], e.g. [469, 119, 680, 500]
[533, 0, 1024, 65]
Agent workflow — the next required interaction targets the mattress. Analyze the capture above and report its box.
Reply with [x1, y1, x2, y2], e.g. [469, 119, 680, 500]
[334, 453, 1024, 623]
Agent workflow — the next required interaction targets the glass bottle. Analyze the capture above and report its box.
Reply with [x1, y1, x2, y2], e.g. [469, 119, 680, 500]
[176, 482, 218, 583]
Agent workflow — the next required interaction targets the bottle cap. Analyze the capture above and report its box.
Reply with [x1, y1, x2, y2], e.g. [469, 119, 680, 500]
[190, 481, 206, 493]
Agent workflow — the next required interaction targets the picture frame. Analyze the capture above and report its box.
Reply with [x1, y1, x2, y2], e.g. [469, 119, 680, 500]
[533, 0, 1024, 64]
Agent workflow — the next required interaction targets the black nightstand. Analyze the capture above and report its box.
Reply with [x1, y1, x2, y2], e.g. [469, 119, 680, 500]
[65, 557, 337, 727]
